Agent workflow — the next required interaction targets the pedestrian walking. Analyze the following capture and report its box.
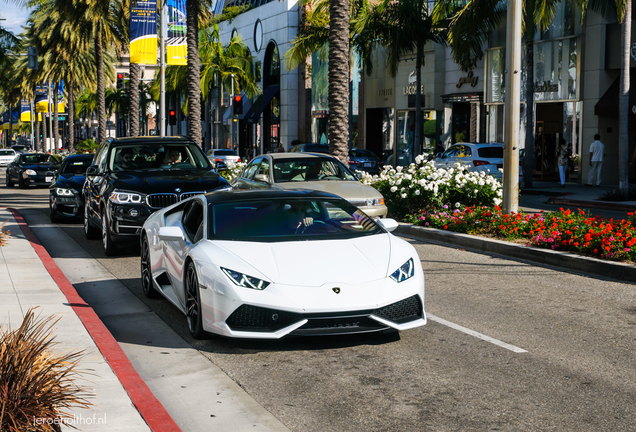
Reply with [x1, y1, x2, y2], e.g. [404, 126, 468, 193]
[557, 139, 569, 187]
[587, 134, 605, 186]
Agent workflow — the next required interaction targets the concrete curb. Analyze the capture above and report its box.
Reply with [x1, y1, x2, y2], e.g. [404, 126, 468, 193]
[8, 208, 182, 432]
[396, 223, 636, 283]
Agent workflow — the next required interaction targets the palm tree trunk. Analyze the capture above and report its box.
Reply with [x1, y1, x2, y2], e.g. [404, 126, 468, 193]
[34, 116, 40, 152]
[42, 114, 48, 152]
[68, 79, 75, 152]
[328, 0, 350, 163]
[523, 0, 535, 188]
[186, 0, 202, 145]
[54, 84, 60, 153]
[130, 63, 141, 136]
[414, 44, 423, 160]
[619, 0, 631, 196]
[96, 32, 107, 141]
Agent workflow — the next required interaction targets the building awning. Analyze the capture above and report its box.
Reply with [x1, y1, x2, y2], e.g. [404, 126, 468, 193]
[244, 85, 279, 124]
[594, 73, 636, 118]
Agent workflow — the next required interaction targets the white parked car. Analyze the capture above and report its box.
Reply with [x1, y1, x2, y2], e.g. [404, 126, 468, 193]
[0, 149, 16, 167]
[140, 189, 426, 339]
[434, 143, 504, 178]
[232, 153, 388, 218]
[206, 149, 241, 169]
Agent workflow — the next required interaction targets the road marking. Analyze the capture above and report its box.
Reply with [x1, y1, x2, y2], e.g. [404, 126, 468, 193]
[428, 314, 528, 353]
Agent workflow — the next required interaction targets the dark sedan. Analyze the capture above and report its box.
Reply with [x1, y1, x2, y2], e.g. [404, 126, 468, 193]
[49, 154, 95, 222]
[348, 148, 383, 175]
[83, 136, 231, 256]
[5, 153, 61, 189]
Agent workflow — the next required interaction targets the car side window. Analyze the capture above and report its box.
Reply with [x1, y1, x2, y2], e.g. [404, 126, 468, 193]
[182, 200, 204, 243]
[94, 143, 108, 172]
[456, 145, 471, 158]
[442, 147, 458, 158]
[242, 158, 262, 180]
[256, 158, 270, 176]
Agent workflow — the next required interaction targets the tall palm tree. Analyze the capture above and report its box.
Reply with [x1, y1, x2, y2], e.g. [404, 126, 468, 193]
[75, 88, 98, 139]
[328, 0, 351, 163]
[106, 87, 129, 136]
[199, 24, 260, 149]
[186, 0, 202, 145]
[61, 0, 126, 142]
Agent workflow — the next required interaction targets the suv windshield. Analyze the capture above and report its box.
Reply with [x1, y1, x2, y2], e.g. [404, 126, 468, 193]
[109, 143, 211, 171]
[211, 198, 382, 241]
[61, 158, 93, 175]
[272, 158, 357, 183]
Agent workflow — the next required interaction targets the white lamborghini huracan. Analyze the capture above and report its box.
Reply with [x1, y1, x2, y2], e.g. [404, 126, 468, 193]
[140, 189, 426, 339]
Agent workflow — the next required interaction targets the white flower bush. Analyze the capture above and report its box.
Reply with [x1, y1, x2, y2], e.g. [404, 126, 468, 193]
[358, 157, 503, 218]
[218, 161, 247, 183]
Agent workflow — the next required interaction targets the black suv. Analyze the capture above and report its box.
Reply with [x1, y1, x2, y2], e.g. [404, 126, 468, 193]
[83, 136, 231, 255]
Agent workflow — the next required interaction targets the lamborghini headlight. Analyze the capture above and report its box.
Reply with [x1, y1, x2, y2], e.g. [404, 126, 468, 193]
[221, 267, 270, 290]
[109, 190, 144, 204]
[389, 258, 415, 283]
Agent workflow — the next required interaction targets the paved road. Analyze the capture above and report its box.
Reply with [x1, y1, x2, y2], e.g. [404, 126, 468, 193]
[2, 175, 635, 431]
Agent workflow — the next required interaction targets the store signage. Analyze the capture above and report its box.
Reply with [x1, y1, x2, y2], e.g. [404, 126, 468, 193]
[456, 71, 478, 88]
[403, 84, 424, 95]
[378, 88, 393, 97]
[535, 81, 559, 93]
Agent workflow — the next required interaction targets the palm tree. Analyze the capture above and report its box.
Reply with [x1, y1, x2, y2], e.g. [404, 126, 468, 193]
[186, 0, 202, 145]
[106, 87, 129, 136]
[199, 24, 260, 150]
[327, 0, 351, 163]
[75, 88, 98, 140]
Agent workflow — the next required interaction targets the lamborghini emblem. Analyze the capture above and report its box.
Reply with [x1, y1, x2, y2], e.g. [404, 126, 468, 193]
[332, 287, 341, 294]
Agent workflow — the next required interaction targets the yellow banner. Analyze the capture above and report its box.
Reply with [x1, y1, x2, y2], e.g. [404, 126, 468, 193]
[167, 44, 187, 65]
[130, 36, 158, 65]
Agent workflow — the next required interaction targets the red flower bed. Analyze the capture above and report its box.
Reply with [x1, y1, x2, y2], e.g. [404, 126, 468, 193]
[410, 206, 636, 262]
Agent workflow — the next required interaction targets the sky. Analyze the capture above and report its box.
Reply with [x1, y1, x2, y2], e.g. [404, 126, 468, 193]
[0, 4, 31, 35]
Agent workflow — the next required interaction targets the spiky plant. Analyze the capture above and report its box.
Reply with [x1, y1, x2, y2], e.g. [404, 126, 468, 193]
[0, 308, 92, 432]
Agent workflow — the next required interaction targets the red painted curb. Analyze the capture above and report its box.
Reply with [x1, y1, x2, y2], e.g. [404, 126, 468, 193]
[6, 208, 182, 432]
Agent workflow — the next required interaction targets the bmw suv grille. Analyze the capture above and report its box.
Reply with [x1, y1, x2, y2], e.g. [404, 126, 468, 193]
[146, 191, 206, 209]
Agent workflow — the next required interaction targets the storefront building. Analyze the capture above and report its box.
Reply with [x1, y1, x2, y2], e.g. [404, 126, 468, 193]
[363, 43, 445, 166]
[484, 1, 583, 182]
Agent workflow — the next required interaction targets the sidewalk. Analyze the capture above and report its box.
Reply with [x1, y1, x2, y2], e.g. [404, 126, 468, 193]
[521, 180, 636, 212]
[0, 207, 178, 432]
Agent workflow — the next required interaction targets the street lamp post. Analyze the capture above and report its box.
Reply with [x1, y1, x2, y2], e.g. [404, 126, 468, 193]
[502, 0, 522, 214]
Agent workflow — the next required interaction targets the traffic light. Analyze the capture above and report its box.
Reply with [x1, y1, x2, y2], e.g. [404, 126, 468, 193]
[233, 95, 243, 115]
[169, 109, 177, 125]
[116, 73, 124, 90]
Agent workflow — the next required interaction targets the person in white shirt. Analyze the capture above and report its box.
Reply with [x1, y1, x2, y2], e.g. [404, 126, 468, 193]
[587, 134, 605, 186]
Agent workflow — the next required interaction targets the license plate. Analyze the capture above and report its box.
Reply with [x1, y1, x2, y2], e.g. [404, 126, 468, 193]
[45, 176, 52, 183]
[363, 162, 373, 167]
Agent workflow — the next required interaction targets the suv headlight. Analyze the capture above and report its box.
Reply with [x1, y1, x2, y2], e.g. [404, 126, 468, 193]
[109, 190, 144, 204]
[24, 169, 37, 176]
[366, 198, 385, 206]
[56, 188, 75, 196]
[389, 258, 415, 283]
[221, 267, 270, 290]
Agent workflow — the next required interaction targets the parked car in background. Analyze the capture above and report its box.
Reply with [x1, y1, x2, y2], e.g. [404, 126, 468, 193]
[232, 153, 388, 218]
[11, 144, 31, 154]
[5, 153, 61, 189]
[0, 148, 16, 166]
[348, 148, 383, 175]
[433, 143, 504, 179]
[289, 143, 330, 154]
[83, 136, 231, 256]
[206, 149, 241, 169]
[49, 154, 95, 222]
[140, 189, 425, 339]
